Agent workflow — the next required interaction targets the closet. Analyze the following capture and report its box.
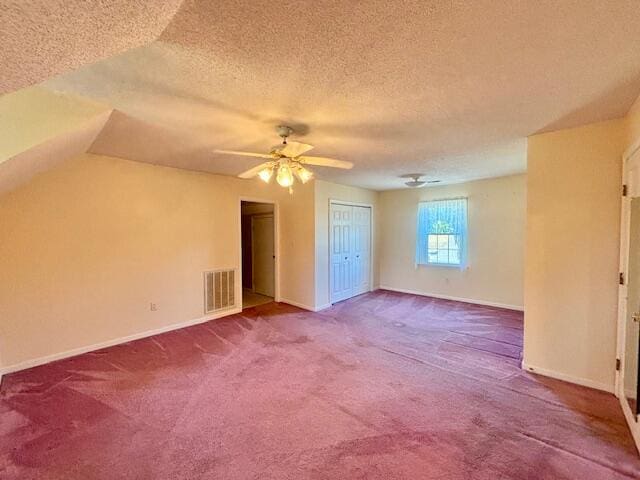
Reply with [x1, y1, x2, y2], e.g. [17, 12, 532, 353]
[330, 202, 371, 303]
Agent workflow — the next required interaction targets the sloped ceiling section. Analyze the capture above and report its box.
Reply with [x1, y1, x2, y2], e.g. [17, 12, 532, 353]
[0, 0, 184, 94]
[0, 87, 112, 194]
[0, 111, 111, 196]
[0, 86, 110, 159]
[88, 111, 269, 176]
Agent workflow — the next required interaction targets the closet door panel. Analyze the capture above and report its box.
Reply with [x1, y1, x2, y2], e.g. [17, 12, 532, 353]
[330, 204, 354, 303]
[352, 206, 371, 295]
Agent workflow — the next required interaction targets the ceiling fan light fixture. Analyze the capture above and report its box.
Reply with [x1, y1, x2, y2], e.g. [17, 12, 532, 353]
[276, 163, 294, 188]
[401, 173, 427, 188]
[258, 167, 274, 183]
[295, 165, 314, 184]
[224, 125, 353, 192]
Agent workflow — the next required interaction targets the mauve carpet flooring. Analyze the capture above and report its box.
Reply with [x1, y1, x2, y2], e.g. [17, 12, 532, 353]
[1, 290, 639, 479]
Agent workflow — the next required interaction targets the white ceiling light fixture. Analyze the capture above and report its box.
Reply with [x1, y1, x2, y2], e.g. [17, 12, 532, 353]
[215, 125, 353, 193]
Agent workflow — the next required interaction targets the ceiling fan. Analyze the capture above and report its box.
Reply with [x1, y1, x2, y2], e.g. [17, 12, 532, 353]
[400, 173, 441, 188]
[215, 125, 353, 192]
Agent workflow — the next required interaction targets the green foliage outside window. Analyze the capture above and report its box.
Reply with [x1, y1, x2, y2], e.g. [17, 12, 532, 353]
[430, 220, 454, 234]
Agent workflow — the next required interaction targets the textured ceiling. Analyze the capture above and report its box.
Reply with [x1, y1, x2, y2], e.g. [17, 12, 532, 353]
[0, 0, 183, 94]
[6, 0, 640, 189]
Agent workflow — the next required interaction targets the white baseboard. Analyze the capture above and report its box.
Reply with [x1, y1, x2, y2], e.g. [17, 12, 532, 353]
[0, 306, 242, 375]
[279, 299, 331, 312]
[378, 286, 524, 311]
[522, 362, 614, 394]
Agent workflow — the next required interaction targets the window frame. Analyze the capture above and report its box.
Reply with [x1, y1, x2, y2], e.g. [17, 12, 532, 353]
[426, 232, 462, 267]
[416, 197, 468, 268]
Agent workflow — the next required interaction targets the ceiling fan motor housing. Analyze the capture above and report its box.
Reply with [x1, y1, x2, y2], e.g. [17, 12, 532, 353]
[401, 173, 426, 187]
[276, 125, 293, 139]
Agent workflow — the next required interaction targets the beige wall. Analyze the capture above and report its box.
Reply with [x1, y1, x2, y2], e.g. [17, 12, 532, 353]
[314, 180, 379, 309]
[524, 119, 625, 392]
[0, 153, 315, 369]
[378, 174, 526, 309]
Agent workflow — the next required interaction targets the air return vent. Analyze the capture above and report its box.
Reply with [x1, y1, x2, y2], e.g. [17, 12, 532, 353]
[204, 269, 236, 313]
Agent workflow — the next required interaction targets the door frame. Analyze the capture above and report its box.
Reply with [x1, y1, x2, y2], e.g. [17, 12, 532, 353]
[251, 213, 275, 296]
[239, 198, 280, 304]
[616, 134, 640, 451]
[328, 199, 374, 304]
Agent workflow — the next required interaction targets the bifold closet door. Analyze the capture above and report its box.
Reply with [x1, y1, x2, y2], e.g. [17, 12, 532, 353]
[352, 206, 371, 296]
[330, 203, 354, 303]
[330, 203, 371, 304]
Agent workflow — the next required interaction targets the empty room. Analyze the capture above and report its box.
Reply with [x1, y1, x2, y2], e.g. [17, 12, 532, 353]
[2, 1, 640, 478]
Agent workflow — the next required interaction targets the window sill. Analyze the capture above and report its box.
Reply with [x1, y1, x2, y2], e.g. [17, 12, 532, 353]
[417, 262, 464, 269]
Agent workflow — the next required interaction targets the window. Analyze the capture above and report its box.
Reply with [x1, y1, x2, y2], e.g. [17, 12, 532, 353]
[416, 198, 467, 267]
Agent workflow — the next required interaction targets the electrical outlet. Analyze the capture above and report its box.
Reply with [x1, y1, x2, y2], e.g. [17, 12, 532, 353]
[150, 302, 157, 311]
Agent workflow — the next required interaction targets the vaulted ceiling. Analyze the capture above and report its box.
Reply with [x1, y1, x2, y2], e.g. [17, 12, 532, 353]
[3, 0, 640, 191]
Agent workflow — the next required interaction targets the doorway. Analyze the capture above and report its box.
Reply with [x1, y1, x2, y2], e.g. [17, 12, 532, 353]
[241, 201, 276, 308]
[618, 138, 640, 450]
[329, 201, 372, 304]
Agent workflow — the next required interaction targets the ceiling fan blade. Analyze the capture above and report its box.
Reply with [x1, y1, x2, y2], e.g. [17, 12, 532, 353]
[279, 141, 314, 158]
[215, 149, 274, 159]
[298, 155, 353, 169]
[237, 162, 272, 179]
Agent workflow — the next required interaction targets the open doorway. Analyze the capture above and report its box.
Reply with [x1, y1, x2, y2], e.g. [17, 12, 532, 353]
[241, 201, 276, 309]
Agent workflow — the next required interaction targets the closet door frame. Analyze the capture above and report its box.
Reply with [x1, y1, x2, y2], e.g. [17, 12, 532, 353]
[328, 199, 374, 304]
[617, 134, 640, 452]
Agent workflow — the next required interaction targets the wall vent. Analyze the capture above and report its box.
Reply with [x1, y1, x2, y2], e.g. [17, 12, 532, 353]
[204, 269, 236, 314]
